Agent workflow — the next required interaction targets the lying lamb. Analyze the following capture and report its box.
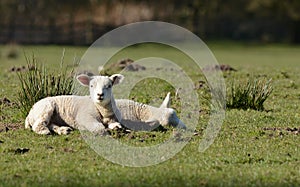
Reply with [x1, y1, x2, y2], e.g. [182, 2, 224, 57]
[25, 74, 124, 135]
[116, 92, 186, 131]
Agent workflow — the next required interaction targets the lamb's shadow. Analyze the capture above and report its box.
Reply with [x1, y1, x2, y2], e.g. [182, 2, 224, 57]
[121, 119, 166, 132]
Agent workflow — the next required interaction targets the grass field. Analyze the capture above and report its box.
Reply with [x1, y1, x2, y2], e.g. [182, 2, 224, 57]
[0, 42, 299, 187]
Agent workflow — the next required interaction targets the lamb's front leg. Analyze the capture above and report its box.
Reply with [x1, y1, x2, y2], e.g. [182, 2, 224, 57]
[108, 122, 122, 130]
[31, 119, 51, 135]
[27, 98, 58, 135]
[48, 124, 73, 135]
[77, 116, 107, 135]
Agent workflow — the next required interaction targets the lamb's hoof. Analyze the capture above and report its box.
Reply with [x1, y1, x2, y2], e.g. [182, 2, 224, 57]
[108, 122, 122, 130]
[57, 127, 73, 135]
[25, 124, 31, 129]
[37, 128, 51, 135]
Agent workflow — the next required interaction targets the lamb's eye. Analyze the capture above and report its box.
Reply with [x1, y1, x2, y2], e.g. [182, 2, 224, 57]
[90, 85, 93, 88]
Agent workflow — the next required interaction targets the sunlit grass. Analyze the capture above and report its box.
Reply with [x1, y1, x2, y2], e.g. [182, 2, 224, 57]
[0, 42, 299, 186]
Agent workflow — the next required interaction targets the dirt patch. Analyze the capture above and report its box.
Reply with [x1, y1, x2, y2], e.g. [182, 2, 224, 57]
[203, 64, 237, 72]
[14, 148, 30, 154]
[0, 97, 16, 106]
[100, 58, 146, 75]
[194, 80, 206, 89]
[262, 127, 299, 136]
[0, 123, 23, 132]
[8, 65, 35, 73]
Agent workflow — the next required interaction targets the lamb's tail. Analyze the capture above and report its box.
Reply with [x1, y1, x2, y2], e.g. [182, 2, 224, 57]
[160, 92, 170, 108]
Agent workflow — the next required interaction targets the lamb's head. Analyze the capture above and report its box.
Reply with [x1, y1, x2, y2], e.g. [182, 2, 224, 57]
[157, 108, 185, 129]
[77, 74, 124, 105]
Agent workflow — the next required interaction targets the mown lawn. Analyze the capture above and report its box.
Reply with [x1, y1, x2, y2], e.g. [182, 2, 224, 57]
[0, 42, 299, 187]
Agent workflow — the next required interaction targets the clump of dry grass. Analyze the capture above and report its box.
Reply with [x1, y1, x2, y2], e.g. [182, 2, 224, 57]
[17, 54, 76, 118]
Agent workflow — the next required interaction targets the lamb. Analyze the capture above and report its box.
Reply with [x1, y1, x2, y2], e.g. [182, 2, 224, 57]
[25, 74, 124, 135]
[115, 92, 186, 131]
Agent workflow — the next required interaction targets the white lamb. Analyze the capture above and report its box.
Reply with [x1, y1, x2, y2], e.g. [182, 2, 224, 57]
[25, 74, 124, 135]
[115, 92, 186, 131]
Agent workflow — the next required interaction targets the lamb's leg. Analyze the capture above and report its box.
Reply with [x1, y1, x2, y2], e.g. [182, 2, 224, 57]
[108, 122, 122, 130]
[77, 115, 107, 135]
[30, 99, 56, 135]
[25, 116, 31, 129]
[145, 119, 160, 127]
[48, 124, 73, 135]
[31, 119, 51, 135]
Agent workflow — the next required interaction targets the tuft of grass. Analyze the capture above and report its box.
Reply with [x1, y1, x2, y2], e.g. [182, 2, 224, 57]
[227, 78, 273, 111]
[16, 53, 76, 118]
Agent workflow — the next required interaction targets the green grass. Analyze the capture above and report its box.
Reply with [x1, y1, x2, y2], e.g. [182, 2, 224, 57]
[0, 42, 300, 186]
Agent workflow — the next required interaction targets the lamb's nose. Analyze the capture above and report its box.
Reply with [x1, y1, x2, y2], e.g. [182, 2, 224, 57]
[97, 93, 104, 100]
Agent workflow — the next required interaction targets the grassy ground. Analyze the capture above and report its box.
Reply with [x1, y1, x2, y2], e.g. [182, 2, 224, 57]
[0, 42, 299, 187]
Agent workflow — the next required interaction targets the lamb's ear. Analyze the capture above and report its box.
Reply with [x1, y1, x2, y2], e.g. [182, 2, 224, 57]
[160, 92, 171, 108]
[110, 74, 124, 85]
[76, 74, 91, 87]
